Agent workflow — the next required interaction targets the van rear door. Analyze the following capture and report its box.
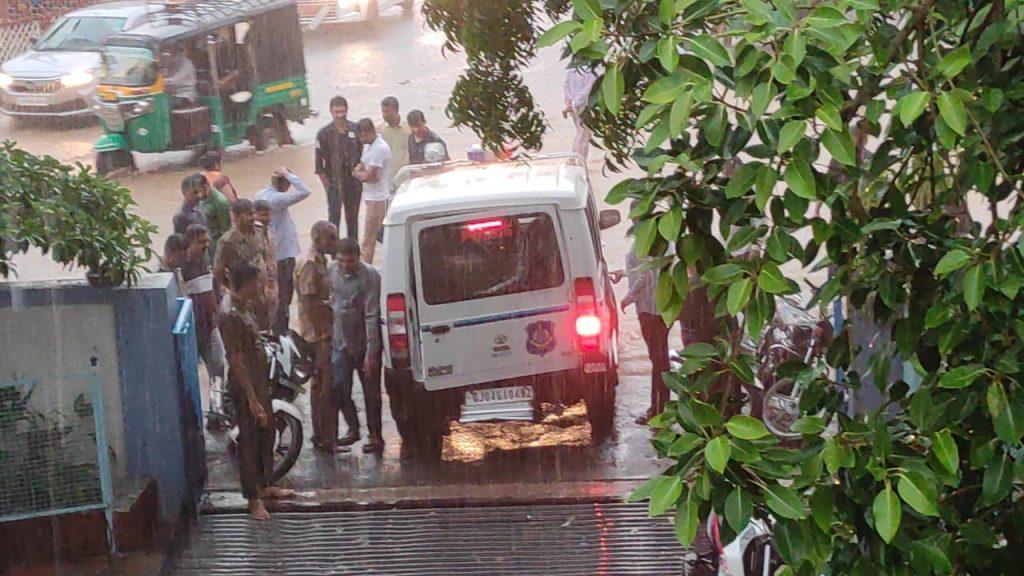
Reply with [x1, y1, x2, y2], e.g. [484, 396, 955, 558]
[412, 207, 578, 391]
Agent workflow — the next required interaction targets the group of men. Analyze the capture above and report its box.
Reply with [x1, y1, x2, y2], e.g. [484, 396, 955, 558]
[160, 95, 450, 520]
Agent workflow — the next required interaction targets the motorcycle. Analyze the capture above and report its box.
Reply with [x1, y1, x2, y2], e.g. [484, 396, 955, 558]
[675, 294, 833, 575]
[208, 330, 315, 482]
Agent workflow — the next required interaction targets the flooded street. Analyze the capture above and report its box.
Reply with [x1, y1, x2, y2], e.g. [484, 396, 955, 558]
[2, 7, 667, 504]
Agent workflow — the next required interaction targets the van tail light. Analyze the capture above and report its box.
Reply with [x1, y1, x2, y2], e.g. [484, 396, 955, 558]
[386, 293, 409, 362]
[574, 277, 601, 348]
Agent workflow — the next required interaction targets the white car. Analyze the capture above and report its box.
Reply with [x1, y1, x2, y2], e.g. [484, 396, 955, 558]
[0, 1, 157, 118]
[298, 0, 414, 27]
[380, 154, 623, 460]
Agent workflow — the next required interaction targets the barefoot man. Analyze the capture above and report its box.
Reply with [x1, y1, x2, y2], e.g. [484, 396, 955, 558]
[220, 260, 293, 520]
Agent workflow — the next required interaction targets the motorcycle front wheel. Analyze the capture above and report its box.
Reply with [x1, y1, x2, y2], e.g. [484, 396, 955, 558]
[272, 411, 303, 482]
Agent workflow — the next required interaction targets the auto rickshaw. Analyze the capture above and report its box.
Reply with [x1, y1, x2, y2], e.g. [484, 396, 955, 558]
[93, 0, 313, 174]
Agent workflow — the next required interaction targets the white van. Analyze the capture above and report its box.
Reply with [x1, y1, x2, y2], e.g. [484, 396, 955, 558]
[380, 155, 622, 459]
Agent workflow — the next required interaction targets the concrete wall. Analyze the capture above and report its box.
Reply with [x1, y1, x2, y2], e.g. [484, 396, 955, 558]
[0, 274, 202, 523]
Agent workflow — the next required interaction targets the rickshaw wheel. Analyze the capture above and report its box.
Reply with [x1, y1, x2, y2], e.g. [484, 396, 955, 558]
[95, 149, 134, 176]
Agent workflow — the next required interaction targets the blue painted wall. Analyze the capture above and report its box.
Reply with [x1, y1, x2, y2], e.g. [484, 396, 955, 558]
[0, 274, 204, 523]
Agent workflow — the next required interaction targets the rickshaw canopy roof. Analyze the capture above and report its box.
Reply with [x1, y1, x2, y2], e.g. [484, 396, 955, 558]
[105, 0, 298, 48]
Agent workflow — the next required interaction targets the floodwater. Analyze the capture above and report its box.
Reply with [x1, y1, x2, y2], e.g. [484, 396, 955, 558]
[1, 8, 669, 500]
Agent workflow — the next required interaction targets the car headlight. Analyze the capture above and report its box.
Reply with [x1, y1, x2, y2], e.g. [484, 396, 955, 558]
[60, 69, 94, 88]
[0, 73, 12, 89]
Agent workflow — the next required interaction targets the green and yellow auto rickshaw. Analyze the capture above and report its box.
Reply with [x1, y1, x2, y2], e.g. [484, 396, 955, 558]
[93, 0, 313, 174]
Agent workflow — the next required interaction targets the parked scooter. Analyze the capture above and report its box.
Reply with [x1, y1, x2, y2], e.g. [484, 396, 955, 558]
[208, 330, 314, 482]
[675, 294, 832, 575]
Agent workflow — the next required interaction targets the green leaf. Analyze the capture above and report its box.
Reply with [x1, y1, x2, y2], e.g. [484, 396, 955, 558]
[897, 472, 939, 517]
[964, 265, 985, 310]
[763, 484, 807, 520]
[705, 436, 732, 473]
[627, 475, 662, 502]
[658, 0, 677, 24]
[823, 437, 845, 475]
[537, 21, 583, 48]
[938, 45, 971, 79]
[810, 488, 834, 532]
[668, 432, 704, 456]
[822, 129, 857, 166]
[649, 475, 684, 516]
[658, 210, 683, 242]
[981, 452, 1012, 506]
[725, 414, 771, 440]
[932, 429, 960, 475]
[792, 416, 826, 435]
[750, 82, 775, 118]
[987, 382, 1024, 445]
[754, 165, 777, 212]
[601, 64, 624, 116]
[938, 364, 985, 389]
[725, 162, 760, 198]
[642, 73, 687, 104]
[741, 0, 772, 23]
[845, 0, 879, 9]
[682, 342, 717, 358]
[783, 31, 806, 67]
[702, 263, 744, 285]
[785, 159, 817, 200]
[634, 218, 658, 257]
[635, 103, 666, 129]
[935, 249, 972, 276]
[873, 487, 901, 543]
[725, 488, 753, 533]
[937, 92, 967, 136]
[687, 35, 731, 68]
[674, 491, 699, 546]
[728, 281, 753, 317]
[777, 120, 806, 154]
[655, 270, 676, 311]
[572, 0, 601, 20]
[758, 262, 797, 294]
[805, 6, 847, 27]
[669, 91, 694, 137]
[658, 37, 679, 72]
[815, 103, 842, 131]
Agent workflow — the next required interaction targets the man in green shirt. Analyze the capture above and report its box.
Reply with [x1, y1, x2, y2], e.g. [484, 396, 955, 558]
[197, 174, 232, 254]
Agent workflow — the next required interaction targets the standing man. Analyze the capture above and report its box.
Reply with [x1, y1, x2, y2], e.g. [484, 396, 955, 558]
[220, 260, 293, 520]
[296, 221, 342, 452]
[254, 167, 312, 335]
[329, 239, 384, 454]
[407, 110, 450, 165]
[162, 46, 197, 108]
[173, 174, 208, 235]
[315, 95, 362, 239]
[619, 237, 670, 425]
[562, 65, 597, 163]
[199, 151, 240, 202]
[183, 224, 226, 424]
[252, 200, 279, 330]
[213, 199, 275, 331]
[353, 119, 392, 264]
[377, 96, 409, 190]
[196, 174, 232, 255]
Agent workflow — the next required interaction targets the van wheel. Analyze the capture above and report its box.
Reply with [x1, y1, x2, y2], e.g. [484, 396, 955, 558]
[407, 387, 450, 463]
[384, 368, 412, 440]
[584, 372, 616, 442]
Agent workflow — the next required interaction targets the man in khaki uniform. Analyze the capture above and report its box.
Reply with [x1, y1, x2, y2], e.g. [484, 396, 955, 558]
[213, 199, 276, 330]
[295, 221, 343, 452]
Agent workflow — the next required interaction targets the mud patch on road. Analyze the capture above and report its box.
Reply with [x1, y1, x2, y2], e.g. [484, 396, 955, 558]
[444, 402, 592, 463]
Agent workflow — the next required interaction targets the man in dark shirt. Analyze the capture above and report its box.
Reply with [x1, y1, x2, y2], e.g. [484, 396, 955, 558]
[407, 109, 450, 165]
[315, 95, 363, 240]
[173, 174, 209, 234]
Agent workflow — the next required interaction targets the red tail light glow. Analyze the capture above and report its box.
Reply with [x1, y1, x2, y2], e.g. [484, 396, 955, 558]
[465, 219, 505, 232]
[386, 293, 409, 361]
[574, 277, 601, 348]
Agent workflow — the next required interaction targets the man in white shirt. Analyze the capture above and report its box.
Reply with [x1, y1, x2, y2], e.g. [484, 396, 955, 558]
[562, 65, 597, 163]
[354, 118, 392, 264]
[162, 46, 198, 108]
[253, 167, 312, 334]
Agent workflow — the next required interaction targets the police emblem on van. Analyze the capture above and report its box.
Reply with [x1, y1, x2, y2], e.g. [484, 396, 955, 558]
[525, 321, 556, 356]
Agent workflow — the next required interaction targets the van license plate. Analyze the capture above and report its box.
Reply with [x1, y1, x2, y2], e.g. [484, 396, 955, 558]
[465, 385, 534, 407]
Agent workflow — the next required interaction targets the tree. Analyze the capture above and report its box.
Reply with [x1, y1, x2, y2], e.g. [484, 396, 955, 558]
[423, 0, 1024, 573]
[1, 142, 156, 285]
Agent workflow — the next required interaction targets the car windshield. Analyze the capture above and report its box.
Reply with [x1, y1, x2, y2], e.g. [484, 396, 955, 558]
[35, 17, 126, 52]
[418, 212, 565, 305]
[101, 47, 157, 87]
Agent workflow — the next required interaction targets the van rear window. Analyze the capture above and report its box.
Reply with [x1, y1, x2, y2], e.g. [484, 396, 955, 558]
[418, 213, 565, 305]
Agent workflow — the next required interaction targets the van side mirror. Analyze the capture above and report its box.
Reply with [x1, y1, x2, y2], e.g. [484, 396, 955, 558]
[598, 209, 621, 230]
